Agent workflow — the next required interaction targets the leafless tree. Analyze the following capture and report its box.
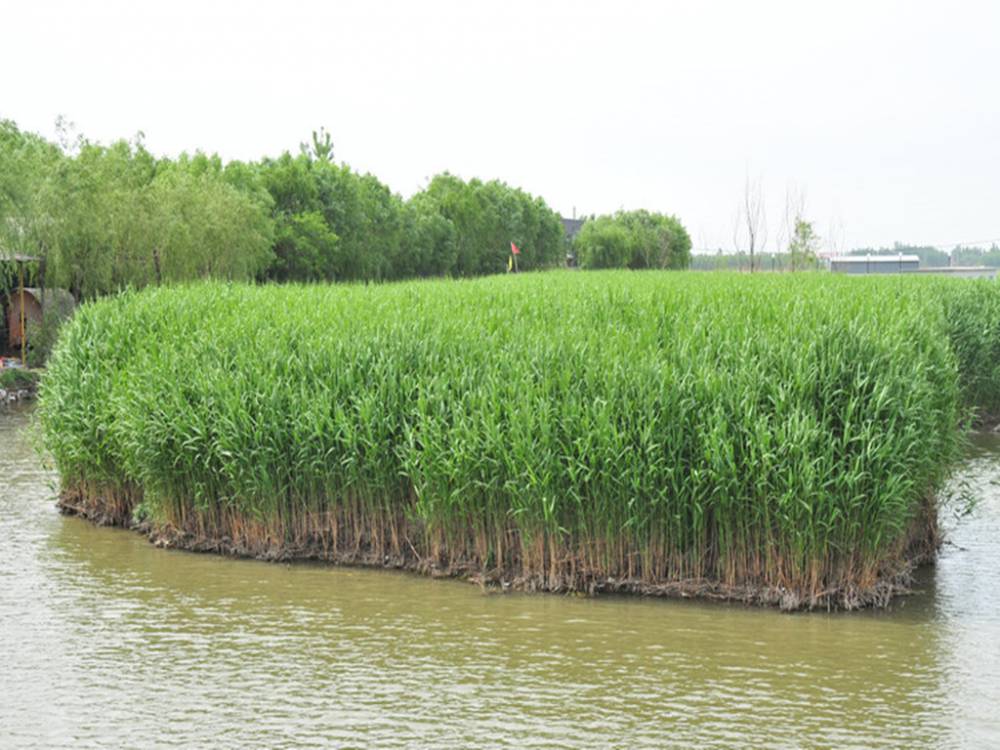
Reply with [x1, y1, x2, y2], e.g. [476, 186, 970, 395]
[731, 208, 745, 271]
[734, 172, 767, 272]
[781, 185, 820, 270]
[826, 213, 846, 256]
[779, 184, 808, 268]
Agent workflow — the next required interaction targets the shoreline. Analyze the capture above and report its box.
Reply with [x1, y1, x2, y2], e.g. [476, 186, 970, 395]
[57, 486, 938, 612]
[0, 367, 40, 406]
[0, 378, 37, 405]
[0, 387, 35, 405]
[34, 276, 989, 615]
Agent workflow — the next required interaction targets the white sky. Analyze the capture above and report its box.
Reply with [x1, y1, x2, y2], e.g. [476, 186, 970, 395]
[3, 0, 999, 252]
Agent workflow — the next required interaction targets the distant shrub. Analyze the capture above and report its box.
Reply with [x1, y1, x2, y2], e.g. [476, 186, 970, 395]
[575, 210, 691, 270]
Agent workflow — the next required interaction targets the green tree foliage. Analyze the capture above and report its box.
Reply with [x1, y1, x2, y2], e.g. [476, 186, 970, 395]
[400, 194, 458, 276]
[4, 118, 683, 293]
[788, 218, 820, 270]
[300, 127, 334, 162]
[952, 244, 1000, 267]
[147, 158, 274, 284]
[1, 124, 275, 299]
[408, 173, 564, 275]
[255, 152, 409, 282]
[0, 120, 62, 286]
[249, 158, 564, 281]
[575, 210, 692, 270]
[270, 210, 340, 282]
[573, 218, 632, 268]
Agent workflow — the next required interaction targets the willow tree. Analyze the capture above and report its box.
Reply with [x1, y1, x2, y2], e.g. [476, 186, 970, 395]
[575, 210, 691, 270]
[38, 140, 274, 299]
[0, 120, 63, 287]
[408, 173, 564, 276]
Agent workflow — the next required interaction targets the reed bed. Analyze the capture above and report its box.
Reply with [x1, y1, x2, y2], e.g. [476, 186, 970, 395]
[38, 272, 1000, 608]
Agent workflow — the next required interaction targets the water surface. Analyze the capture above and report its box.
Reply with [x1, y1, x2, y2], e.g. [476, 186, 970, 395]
[2, 405, 999, 748]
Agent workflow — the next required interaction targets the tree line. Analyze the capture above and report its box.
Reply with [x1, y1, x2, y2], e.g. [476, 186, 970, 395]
[848, 243, 1000, 268]
[0, 122, 574, 299]
[689, 250, 821, 272]
[1, 120, 696, 300]
[690, 241, 1000, 272]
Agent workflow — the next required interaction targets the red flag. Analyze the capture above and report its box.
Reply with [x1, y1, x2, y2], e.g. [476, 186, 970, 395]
[510, 242, 521, 255]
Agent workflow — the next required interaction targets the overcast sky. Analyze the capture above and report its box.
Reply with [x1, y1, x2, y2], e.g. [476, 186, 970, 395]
[3, 0, 999, 252]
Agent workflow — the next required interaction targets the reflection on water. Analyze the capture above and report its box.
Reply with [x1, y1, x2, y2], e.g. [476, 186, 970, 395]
[2, 404, 999, 748]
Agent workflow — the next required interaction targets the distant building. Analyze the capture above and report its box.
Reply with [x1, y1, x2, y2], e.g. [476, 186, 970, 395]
[561, 217, 585, 242]
[828, 254, 920, 274]
[561, 216, 585, 267]
[6, 288, 75, 348]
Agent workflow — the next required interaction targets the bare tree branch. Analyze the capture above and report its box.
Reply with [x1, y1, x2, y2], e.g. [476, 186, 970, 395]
[745, 173, 767, 272]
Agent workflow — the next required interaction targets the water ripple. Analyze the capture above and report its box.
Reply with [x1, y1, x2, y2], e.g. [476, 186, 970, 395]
[1, 405, 999, 748]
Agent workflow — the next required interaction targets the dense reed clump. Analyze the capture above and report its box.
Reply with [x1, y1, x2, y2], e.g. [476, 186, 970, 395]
[37, 272, 1000, 608]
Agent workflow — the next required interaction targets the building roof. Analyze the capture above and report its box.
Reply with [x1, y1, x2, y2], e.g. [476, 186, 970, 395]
[561, 217, 585, 241]
[829, 255, 920, 264]
[8, 287, 75, 315]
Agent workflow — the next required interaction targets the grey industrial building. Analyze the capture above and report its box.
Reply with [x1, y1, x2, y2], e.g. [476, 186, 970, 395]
[828, 255, 921, 274]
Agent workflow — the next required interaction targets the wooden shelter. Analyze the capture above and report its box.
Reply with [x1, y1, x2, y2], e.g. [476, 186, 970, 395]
[1, 253, 40, 361]
[6, 287, 75, 348]
[7, 287, 41, 348]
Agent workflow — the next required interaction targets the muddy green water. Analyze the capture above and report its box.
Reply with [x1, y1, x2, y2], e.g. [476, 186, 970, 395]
[2, 405, 1000, 749]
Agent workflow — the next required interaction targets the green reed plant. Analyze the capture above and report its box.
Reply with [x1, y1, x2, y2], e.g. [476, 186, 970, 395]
[38, 272, 1000, 608]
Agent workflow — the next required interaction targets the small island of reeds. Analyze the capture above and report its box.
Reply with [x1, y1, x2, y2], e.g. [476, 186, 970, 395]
[38, 272, 1000, 609]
